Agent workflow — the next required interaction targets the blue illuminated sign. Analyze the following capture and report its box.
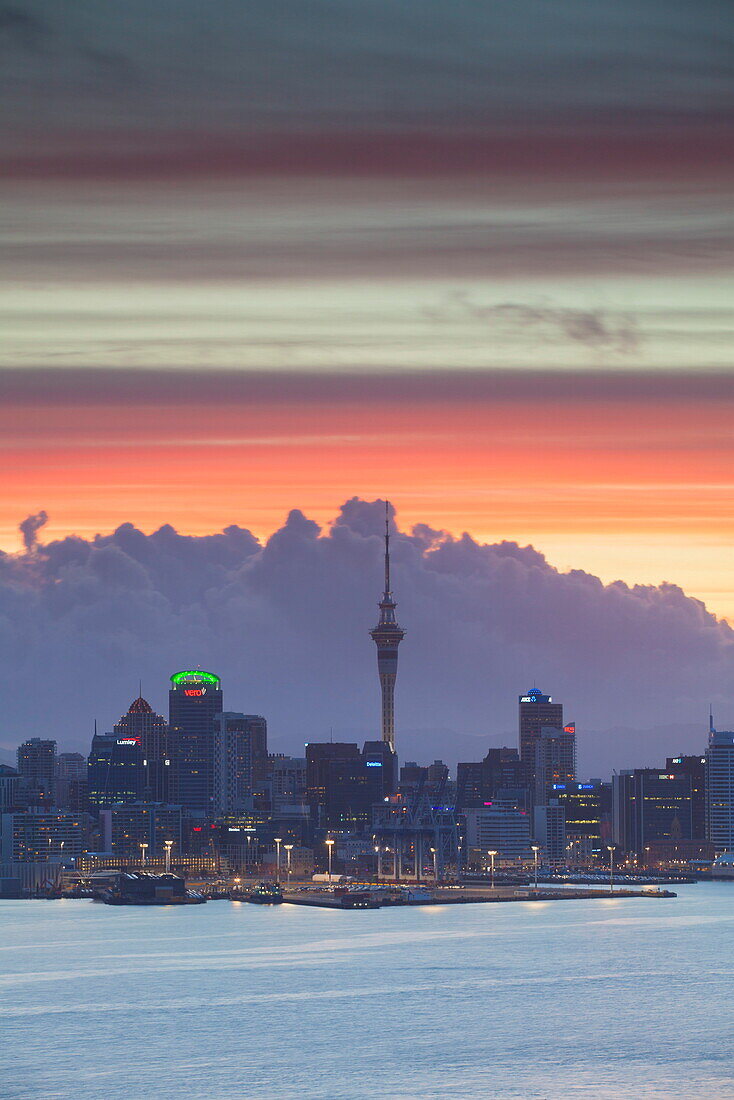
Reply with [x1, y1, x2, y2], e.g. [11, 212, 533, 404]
[365, 761, 382, 767]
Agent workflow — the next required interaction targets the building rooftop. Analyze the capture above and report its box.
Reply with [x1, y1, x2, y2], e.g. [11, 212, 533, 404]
[127, 696, 154, 715]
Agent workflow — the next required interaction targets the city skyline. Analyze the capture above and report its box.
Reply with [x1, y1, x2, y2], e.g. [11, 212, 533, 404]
[1, 495, 731, 779]
[3, 5, 732, 1098]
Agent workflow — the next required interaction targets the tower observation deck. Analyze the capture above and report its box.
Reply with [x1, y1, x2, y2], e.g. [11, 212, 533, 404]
[370, 503, 405, 752]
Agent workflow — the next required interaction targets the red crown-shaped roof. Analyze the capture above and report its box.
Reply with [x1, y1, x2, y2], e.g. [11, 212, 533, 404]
[128, 696, 153, 715]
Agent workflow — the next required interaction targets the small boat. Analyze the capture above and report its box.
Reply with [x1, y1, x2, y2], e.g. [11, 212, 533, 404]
[339, 890, 381, 909]
[247, 882, 284, 905]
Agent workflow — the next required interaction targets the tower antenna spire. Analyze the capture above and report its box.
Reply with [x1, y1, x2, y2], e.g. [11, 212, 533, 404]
[384, 499, 391, 595]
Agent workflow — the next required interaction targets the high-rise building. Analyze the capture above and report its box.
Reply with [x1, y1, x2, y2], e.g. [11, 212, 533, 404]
[0, 810, 85, 862]
[0, 766, 19, 812]
[265, 754, 307, 814]
[518, 689, 563, 789]
[370, 504, 405, 753]
[321, 752, 385, 833]
[706, 730, 734, 853]
[306, 742, 360, 829]
[55, 752, 87, 813]
[456, 748, 529, 810]
[549, 781, 612, 859]
[114, 697, 170, 803]
[87, 733, 144, 810]
[213, 712, 267, 814]
[667, 754, 707, 841]
[398, 761, 426, 796]
[362, 740, 399, 796]
[613, 769, 693, 856]
[463, 801, 532, 862]
[305, 741, 388, 833]
[534, 801, 566, 862]
[16, 739, 57, 809]
[100, 803, 183, 861]
[168, 670, 223, 816]
[534, 725, 576, 805]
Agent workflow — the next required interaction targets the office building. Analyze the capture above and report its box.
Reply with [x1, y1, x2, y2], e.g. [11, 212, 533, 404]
[463, 801, 532, 863]
[305, 741, 386, 833]
[370, 503, 405, 752]
[114, 697, 170, 803]
[168, 670, 223, 815]
[0, 810, 85, 862]
[17, 738, 57, 809]
[55, 752, 87, 813]
[667, 754, 707, 840]
[362, 740, 398, 796]
[613, 769, 693, 856]
[456, 748, 529, 810]
[266, 755, 307, 814]
[549, 781, 612, 859]
[322, 753, 386, 832]
[100, 802, 182, 861]
[306, 742, 360, 826]
[0, 766, 19, 812]
[212, 808, 273, 867]
[398, 761, 425, 796]
[87, 732, 144, 810]
[213, 712, 267, 814]
[534, 725, 576, 805]
[519, 689, 563, 792]
[534, 801, 566, 863]
[706, 730, 734, 853]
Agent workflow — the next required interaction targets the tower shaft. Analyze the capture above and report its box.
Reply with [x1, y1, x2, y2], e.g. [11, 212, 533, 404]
[370, 503, 405, 751]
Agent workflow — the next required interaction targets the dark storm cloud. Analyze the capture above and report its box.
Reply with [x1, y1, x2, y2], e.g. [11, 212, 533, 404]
[0, 499, 729, 773]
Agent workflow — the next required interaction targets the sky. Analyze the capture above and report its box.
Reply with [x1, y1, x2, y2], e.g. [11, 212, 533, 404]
[0, 2, 733, 765]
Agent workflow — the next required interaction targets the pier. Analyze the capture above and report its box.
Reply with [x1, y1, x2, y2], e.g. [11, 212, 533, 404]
[279, 884, 676, 909]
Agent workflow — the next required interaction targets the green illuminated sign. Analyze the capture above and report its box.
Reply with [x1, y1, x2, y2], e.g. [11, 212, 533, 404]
[170, 670, 220, 687]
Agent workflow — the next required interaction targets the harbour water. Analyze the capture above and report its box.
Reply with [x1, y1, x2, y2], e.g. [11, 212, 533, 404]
[1, 882, 732, 1099]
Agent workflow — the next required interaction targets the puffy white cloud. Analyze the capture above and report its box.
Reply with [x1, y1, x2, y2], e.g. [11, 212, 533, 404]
[0, 499, 729, 775]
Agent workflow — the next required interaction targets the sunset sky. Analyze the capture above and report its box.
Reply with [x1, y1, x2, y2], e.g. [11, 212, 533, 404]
[2, 0, 733, 617]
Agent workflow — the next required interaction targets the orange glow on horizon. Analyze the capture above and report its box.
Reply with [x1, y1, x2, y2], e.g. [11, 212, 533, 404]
[3, 392, 734, 621]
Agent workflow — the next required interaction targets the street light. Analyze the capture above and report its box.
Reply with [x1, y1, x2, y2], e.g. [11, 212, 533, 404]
[325, 838, 335, 884]
[430, 846, 438, 882]
[274, 837, 282, 884]
[284, 843, 294, 887]
[139, 842, 148, 868]
[487, 849, 497, 890]
[607, 845, 616, 893]
[164, 840, 173, 874]
[531, 845, 540, 892]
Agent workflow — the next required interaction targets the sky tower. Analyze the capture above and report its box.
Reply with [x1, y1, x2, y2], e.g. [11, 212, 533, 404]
[370, 503, 405, 752]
